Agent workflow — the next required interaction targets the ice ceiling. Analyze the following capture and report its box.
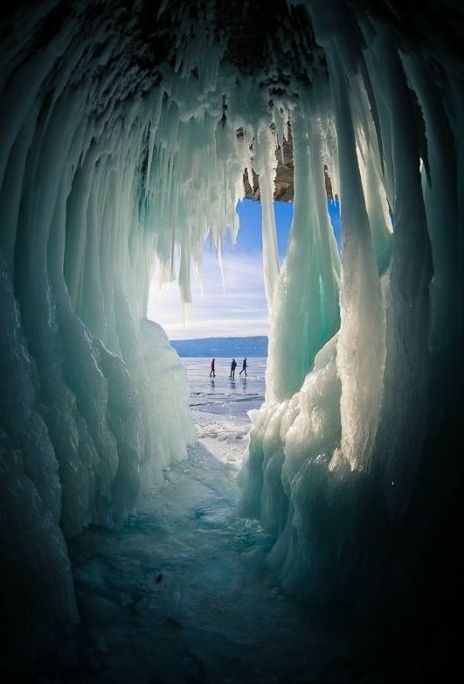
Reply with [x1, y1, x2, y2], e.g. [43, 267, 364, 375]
[1, 0, 463, 670]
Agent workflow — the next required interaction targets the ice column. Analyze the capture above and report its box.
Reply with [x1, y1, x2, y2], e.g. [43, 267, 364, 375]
[370, 32, 433, 514]
[267, 103, 340, 402]
[327, 46, 385, 472]
[403, 54, 461, 426]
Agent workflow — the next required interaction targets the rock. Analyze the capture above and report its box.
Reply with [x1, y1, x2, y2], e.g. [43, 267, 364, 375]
[242, 131, 334, 202]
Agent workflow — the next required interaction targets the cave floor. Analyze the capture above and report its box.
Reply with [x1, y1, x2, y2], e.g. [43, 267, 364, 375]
[66, 361, 395, 683]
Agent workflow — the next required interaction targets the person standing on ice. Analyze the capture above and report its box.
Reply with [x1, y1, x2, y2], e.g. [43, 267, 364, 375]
[209, 358, 215, 378]
[239, 358, 247, 376]
[230, 358, 237, 380]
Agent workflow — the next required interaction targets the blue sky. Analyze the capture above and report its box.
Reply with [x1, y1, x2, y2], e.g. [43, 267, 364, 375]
[147, 199, 341, 340]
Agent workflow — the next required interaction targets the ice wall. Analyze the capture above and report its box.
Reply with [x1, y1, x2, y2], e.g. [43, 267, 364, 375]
[240, 0, 464, 615]
[0, 0, 325, 665]
[0, 1, 204, 664]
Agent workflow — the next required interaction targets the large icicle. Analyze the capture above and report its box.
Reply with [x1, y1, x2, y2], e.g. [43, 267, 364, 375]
[253, 127, 280, 307]
[267, 102, 340, 402]
[370, 31, 433, 514]
[326, 44, 385, 472]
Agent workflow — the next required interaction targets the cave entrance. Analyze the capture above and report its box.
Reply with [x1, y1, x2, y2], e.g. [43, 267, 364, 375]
[147, 197, 293, 475]
[148, 199, 293, 343]
[146, 176, 341, 461]
[69, 185, 347, 683]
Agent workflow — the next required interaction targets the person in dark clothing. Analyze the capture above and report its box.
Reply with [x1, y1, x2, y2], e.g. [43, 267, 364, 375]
[230, 358, 237, 379]
[209, 358, 215, 378]
[239, 357, 247, 376]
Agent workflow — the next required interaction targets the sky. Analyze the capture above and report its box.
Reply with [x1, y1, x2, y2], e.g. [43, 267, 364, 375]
[147, 199, 341, 340]
[147, 200, 292, 340]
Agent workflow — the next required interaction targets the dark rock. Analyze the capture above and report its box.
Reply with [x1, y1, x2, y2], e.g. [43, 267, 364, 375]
[242, 133, 334, 202]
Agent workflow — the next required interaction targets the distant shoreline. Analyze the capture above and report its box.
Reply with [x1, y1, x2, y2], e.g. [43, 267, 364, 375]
[170, 336, 268, 358]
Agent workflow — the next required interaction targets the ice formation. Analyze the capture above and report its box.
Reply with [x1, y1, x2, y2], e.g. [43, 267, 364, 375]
[241, 0, 463, 609]
[0, 0, 463, 669]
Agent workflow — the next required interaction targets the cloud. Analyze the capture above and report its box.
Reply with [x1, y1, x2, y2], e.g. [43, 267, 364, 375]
[147, 250, 268, 339]
[146, 199, 294, 340]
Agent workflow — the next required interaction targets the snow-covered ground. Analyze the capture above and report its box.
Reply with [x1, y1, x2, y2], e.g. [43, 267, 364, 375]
[67, 358, 391, 683]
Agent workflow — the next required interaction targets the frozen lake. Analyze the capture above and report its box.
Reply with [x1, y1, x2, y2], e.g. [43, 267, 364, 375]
[182, 356, 266, 417]
[181, 357, 267, 469]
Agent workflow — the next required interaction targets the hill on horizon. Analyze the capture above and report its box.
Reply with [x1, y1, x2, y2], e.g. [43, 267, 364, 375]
[170, 336, 268, 357]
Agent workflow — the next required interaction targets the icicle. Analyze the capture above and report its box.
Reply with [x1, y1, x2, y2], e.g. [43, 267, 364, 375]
[266, 99, 340, 402]
[144, 90, 164, 197]
[178, 234, 192, 306]
[254, 128, 280, 307]
[328, 45, 385, 472]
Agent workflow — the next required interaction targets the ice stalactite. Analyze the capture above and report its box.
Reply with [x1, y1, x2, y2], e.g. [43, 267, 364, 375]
[253, 127, 281, 307]
[326, 46, 385, 473]
[266, 103, 341, 404]
[239, 96, 342, 531]
[369, 32, 433, 515]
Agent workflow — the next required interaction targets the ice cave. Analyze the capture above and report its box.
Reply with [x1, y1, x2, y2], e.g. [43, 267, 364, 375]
[1, 0, 463, 681]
